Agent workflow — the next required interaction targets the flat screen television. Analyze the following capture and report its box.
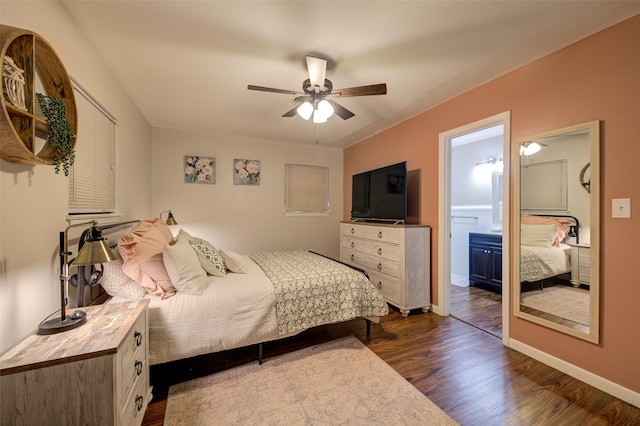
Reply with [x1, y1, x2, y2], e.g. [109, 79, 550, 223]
[351, 161, 407, 223]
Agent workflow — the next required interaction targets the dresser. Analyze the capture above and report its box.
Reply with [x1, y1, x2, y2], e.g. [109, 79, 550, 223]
[468, 232, 503, 293]
[340, 221, 431, 317]
[570, 244, 591, 286]
[0, 300, 151, 425]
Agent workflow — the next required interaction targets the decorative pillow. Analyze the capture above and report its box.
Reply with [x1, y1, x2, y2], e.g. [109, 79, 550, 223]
[118, 218, 176, 299]
[520, 223, 556, 248]
[220, 249, 248, 273]
[163, 236, 208, 295]
[190, 236, 226, 277]
[101, 250, 148, 300]
[521, 214, 570, 247]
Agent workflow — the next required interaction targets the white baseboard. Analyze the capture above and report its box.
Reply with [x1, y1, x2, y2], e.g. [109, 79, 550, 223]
[431, 304, 445, 316]
[509, 338, 640, 408]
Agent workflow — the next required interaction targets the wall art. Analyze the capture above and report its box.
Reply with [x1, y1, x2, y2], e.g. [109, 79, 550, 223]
[185, 155, 215, 184]
[234, 159, 261, 185]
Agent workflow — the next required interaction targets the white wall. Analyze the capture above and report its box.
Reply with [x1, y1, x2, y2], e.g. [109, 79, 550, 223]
[152, 127, 344, 258]
[0, 2, 152, 351]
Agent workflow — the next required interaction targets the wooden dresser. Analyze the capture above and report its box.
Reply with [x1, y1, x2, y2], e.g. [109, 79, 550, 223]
[570, 244, 591, 286]
[0, 300, 151, 425]
[340, 221, 431, 316]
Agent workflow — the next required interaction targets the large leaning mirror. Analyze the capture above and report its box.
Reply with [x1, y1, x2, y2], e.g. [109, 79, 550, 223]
[513, 120, 600, 343]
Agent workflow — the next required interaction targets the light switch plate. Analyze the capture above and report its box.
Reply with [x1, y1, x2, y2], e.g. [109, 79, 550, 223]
[612, 198, 631, 218]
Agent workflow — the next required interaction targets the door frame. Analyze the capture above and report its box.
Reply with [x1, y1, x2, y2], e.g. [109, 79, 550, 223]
[436, 111, 511, 346]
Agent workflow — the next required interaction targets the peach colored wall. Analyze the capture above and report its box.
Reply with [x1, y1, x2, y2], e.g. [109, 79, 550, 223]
[344, 15, 640, 392]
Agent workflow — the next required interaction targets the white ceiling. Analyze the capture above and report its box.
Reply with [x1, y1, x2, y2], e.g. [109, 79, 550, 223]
[61, 1, 640, 148]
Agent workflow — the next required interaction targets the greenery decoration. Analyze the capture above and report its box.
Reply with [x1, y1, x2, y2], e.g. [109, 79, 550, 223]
[36, 93, 76, 175]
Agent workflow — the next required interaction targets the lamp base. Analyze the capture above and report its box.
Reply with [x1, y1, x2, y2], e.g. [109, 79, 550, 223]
[37, 314, 87, 335]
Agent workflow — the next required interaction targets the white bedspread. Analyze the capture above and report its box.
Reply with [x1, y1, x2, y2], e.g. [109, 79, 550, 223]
[110, 256, 279, 365]
[520, 243, 571, 282]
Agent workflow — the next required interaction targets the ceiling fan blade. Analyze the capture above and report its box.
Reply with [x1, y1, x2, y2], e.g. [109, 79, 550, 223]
[327, 99, 355, 120]
[331, 83, 387, 98]
[247, 85, 301, 95]
[282, 106, 299, 118]
[306, 56, 327, 89]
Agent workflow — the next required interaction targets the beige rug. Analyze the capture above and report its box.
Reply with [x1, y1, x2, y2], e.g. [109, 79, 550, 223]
[164, 336, 458, 425]
[521, 285, 589, 325]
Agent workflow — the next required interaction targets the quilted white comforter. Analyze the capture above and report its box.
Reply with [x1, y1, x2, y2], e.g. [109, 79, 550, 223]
[520, 243, 571, 282]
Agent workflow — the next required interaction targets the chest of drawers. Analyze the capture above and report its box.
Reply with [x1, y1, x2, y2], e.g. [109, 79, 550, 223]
[570, 244, 591, 286]
[0, 300, 151, 425]
[340, 222, 431, 317]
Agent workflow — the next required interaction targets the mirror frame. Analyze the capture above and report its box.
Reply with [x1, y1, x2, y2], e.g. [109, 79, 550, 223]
[513, 120, 600, 343]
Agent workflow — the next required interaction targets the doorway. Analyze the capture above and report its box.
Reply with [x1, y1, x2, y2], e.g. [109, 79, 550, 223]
[437, 112, 511, 345]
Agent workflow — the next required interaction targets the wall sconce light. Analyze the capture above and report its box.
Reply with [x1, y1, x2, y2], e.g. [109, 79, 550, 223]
[159, 210, 178, 225]
[38, 221, 117, 335]
[475, 157, 503, 170]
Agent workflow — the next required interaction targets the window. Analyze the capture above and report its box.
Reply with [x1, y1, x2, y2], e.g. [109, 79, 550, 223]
[68, 79, 117, 214]
[284, 164, 330, 214]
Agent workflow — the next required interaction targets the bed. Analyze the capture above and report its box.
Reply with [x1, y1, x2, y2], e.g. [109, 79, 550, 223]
[91, 219, 389, 366]
[519, 214, 578, 289]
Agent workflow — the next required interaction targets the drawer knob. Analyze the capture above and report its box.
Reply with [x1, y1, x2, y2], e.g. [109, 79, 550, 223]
[377, 247, 382, 255]
[135, 360, 143, 376]
[135, 395, 144, 412]
[351, 241, 354, 248]
[378, 231, 383, 239]
[134, 331, 143, 347]
[377, 281, 382, 290]
[377, 263, 382, 271]
[350, 254, 354, 261]
[351, 228, 355, 234]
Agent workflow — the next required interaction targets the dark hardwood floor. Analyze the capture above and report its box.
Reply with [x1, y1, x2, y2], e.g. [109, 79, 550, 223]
[450, 284, 503, 337]
[142, 306, 639, 426]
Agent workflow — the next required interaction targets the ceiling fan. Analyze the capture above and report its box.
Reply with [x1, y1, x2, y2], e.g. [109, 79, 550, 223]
[247, 56, 387, 123]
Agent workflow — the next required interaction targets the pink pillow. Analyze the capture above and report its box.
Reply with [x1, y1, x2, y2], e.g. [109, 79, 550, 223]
[520, 214, 570, 247]
[118, 218, 176, 299]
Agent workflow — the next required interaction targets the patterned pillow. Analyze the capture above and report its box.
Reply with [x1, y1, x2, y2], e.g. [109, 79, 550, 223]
[101, 253, 148, 300]
[220, 249, 248, 273]
[190, 237, 226, 277]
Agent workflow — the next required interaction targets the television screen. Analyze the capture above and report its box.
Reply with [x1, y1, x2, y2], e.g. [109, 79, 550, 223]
[351, 161, 407, 222]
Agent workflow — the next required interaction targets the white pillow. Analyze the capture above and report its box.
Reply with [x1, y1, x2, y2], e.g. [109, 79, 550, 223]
[220, 249, 248, 273]
[163, 237, 208, 295]
[521, 223, 556, 247]
[101, 251, 148, 300]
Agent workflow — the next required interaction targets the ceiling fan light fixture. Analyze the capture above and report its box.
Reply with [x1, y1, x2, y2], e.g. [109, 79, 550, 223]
[317, 99, 334, 119]
[521, 142, 542, 156]
[313, 109, 328, 123]
[297, 101, 313, 120]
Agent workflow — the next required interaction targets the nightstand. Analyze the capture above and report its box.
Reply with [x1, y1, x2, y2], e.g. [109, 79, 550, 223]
[0, 300, 151, 425]
[570, 244, 591, 287]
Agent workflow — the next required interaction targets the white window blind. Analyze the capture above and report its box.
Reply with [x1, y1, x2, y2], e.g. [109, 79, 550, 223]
[521, 159, 567, 211]
[284, 164, 330, 214]
[68, 80, 116, 214]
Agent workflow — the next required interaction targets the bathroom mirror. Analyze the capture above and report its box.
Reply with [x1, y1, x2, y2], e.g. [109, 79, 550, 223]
[513, 120, 599, 343]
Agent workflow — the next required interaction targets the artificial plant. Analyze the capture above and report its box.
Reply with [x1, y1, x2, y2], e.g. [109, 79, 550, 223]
[36, 92, 76, 176]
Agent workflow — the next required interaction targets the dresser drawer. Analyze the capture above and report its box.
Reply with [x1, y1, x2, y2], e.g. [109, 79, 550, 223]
[578, 267, 590, 283]
[342, 237, 401, 262]
[121, 368, 151, 426]
[368, 270, 403, 306]
[342, 223, 368, 238]
[120, 312, 147, 373]
[342, 248, 401, 278]
[120, 349, 147, 408]
[365, 226, 402, 245]
[578, 248, 590, 267]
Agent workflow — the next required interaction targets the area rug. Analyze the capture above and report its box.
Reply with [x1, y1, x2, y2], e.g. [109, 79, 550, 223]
[164, 336, 458, 425]
[521, 285, 589, 325]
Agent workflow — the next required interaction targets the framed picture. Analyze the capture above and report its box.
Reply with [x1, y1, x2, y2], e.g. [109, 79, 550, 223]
[233, 159, 261, 185]
[184, 155, 216, 184]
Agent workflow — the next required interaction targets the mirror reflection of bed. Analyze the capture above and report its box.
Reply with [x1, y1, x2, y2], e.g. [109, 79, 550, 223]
[513, 120, 599, 343]
[519, 214, 589, 333]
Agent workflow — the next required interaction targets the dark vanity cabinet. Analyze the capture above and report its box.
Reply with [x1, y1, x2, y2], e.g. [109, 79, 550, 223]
[468, 232, 502, 293]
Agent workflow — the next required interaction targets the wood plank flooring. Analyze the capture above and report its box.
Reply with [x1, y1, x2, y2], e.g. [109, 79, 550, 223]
[450, 284, 503, 337]
[142, 306, 639, 426]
